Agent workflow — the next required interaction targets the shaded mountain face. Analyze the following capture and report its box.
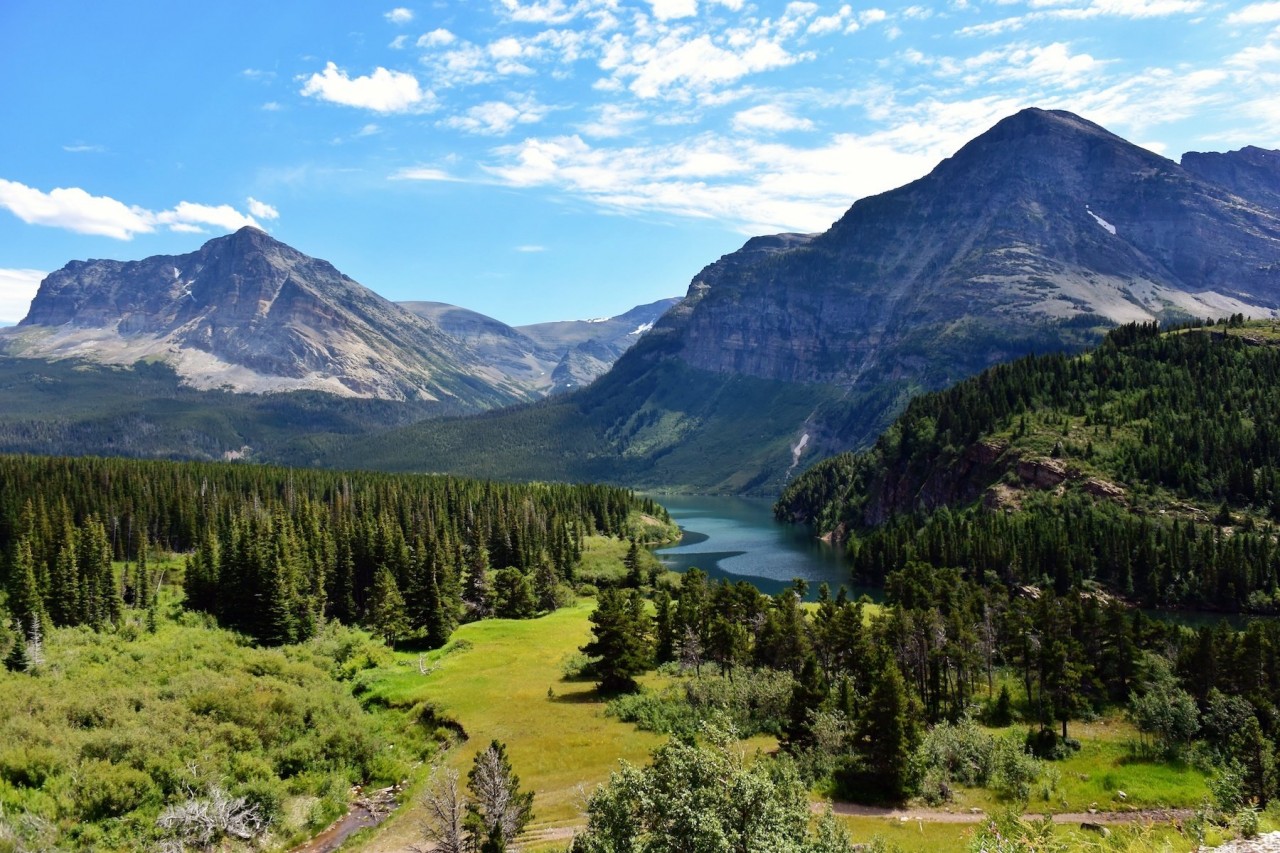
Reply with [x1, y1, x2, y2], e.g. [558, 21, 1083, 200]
[668, 109, 1280, 390]
[5, 227, 528, 408]
[336, 109, 1280, 493]
[400, 297, 680, 395]
[1182, 145, 1280, 214]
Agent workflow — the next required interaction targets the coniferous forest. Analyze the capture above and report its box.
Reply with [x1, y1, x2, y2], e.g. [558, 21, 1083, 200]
[0, 454, 667, 648]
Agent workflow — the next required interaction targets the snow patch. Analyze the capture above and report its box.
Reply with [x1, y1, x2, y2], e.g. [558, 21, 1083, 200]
[584, 317, 609, 323]
[630, 322, 654, 335]
[171, 267, 180, 279]
[1086, 206, 1116, 236]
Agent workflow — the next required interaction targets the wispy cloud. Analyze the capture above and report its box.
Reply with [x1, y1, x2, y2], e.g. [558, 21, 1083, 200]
[515, 244, 547, 252]
[300, 62, 435, 113]
[0, 179, 263, 240]
[1227, 1, 1280, 23]
[246, 197, 280, 220]
[442, 98, 550, 135]
[62, 143, 105, 154]
[389, 166, 465, 182]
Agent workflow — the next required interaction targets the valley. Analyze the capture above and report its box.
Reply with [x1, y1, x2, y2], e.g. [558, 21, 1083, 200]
[4, 106, 1280, 853]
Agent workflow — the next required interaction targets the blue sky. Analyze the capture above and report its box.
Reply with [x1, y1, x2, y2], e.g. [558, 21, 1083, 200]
[2, 0, 1279, 326]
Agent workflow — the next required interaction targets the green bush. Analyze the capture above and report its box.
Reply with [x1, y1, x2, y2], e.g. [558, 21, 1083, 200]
[76, 760, 157, 821]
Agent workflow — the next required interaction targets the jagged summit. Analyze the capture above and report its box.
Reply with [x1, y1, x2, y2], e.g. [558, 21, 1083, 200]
[7, 231, 531, 407]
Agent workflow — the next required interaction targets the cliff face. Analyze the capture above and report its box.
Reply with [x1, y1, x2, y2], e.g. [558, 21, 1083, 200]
[1183, 145, 1280, 214]
[664, 110, 1280, 391]
[9, 228, 528, 407]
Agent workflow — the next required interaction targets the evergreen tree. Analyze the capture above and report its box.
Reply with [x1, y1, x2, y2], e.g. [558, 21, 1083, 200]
[859, 658, 919, 801]
[582, 588, 652, 693]
[366, 566, 409, 648]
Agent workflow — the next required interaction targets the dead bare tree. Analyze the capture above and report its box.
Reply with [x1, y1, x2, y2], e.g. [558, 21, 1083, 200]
[412, 767, 468, 853]
[155, 785, 265, 852]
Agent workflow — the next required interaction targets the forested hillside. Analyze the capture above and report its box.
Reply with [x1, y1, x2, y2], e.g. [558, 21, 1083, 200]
[777, 318, 1280, 611]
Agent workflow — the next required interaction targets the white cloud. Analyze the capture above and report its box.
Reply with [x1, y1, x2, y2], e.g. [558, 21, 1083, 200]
[246, 197, 280, 220]
[578, 104, 647, 138]
[732, 103, 815, 133]
[418, 28, 457, 47]
[1228, 1, 1280, 24]
[602, 31, 803, 99]
[0, 268, 45, 325]
[648, 0, 698, 20]
[0, 179, 261, 240]
[385, 7, 414, 24]
[482, 130, 945, 234]
[62, 143, 104, 154]
[515, 244, 547, 252]
[389, 166, 464, 181]
[496, 0, 590, 25]
[443, 99, 549, 135]
[300, 62, 433, 113]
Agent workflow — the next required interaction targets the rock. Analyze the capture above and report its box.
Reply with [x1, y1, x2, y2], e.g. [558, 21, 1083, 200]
[1116, 790, 1127, 801]
[1017, 458, 1068, 489]
[1081, 823, 1111, 837]
[1083, 478, 1126, 500]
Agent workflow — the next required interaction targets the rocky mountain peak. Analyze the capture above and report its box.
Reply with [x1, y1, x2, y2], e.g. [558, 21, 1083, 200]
[6, 231, 527, 407]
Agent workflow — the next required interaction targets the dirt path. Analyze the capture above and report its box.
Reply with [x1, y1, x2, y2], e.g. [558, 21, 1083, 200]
[821, 801, 1196, 826]
[517, 803, 1198, 845]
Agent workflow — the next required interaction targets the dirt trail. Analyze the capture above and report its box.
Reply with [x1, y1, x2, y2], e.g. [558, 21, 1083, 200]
[517, 803, 1198, 845]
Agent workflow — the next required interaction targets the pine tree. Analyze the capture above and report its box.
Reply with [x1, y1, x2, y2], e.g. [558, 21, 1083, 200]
[366, 565, 409, 648]
[860, 658, 919, 801]
[582, 589, 652, 693]
[466, 740, 534, 853]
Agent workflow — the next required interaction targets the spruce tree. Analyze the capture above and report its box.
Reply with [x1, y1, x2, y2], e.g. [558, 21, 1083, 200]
[582, 589, 652, 693]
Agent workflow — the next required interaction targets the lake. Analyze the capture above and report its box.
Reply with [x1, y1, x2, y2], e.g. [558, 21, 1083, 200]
[650, 494, 869, 599]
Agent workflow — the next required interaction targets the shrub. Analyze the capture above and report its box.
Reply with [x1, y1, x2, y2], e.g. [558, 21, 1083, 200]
[75, 760, 157, 821]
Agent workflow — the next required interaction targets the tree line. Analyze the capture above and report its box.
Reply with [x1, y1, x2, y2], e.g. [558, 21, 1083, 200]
[0, 454, 667, 648]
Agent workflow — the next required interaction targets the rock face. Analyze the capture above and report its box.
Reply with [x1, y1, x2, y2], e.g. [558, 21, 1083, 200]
[660, 109, 1280, 392]
[1183, 146, 1280, 214]
[5, 228, 532, 407]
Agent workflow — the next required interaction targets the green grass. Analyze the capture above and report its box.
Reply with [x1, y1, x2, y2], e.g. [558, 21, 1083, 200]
[356, 601, 671, 851]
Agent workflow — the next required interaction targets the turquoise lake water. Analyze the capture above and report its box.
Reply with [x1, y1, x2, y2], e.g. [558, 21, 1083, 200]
[650, 494, 869, 599]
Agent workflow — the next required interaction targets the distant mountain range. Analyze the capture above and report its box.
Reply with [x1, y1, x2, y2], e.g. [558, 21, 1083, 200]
[0, 228, 676, 461]
[326, 108, 1280, 493]
[3, 108, 1279, 491]
[400, 297, 678, 396]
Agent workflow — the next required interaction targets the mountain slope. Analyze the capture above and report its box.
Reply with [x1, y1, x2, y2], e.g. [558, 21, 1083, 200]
[2, 227, 528, 408]
[775, 319, 1280, 611]
[400, 297, 680, 396]
[1183, 145, 1280, 213]
[332, 109, 1280, 493]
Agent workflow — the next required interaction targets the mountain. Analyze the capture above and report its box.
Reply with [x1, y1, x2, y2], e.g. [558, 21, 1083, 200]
[775, 319, 1280, 611]
[400, 297, 680, 395]
[1183, 145, 1280, 213]
[2, 227, 528, 408]
[330, 109, 1280, 493]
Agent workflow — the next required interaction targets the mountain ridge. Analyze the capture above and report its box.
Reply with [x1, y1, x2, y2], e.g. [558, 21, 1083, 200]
[330, 108, 1280, 493]
[5, 226, 529, 408]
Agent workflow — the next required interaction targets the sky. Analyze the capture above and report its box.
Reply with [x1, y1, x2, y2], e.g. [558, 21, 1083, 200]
[2, 1, 1279, 326]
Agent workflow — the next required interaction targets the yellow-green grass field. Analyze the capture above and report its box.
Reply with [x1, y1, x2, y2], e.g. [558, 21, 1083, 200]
[349, 596, 1225, 852]
[355, 600, 673, 851]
